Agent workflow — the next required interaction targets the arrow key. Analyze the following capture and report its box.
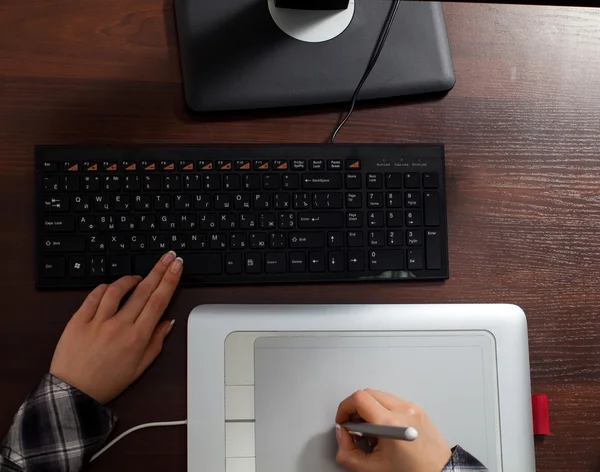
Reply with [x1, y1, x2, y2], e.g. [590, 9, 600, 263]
[328, 231, 344, 247]
[347, 251, 364, 271]
[328, 251, 344, 272]
[309, 252, 326, 272]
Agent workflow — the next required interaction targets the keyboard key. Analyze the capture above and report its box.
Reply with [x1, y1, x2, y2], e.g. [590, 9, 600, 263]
[347, 251, 364, 271]
[217, 160, 232, 171]
[259, 213, 276, 229]
[406, 211, 422, 227]
[131, 235, 148, 251]
[244, 174, 260, 190]
[43, 236, 85, 252]
[184, 254, 223, 275]
[269, 233, 286, 249]
[404, 173, 420, 189]
[123, 176, 140, 192]
[124, 161, 137, 172]
[250, 233, 267, 249]
[163, 175, 181, 190]
[43, 162, 59, 173]
[328, 251, 344, 272]
[226, 254, 243, 274]
[388, 230, 403, 246]
[346, 212, 363, 228]
[406, 230, 423, 246]
[346, 193, 362, 208]
[263, 174, 280, 190]
[179, 160, 195, 171]
[109, 256, 132, 277]
[282, 174, 300, 190]
[204, 174, 221, 190]
[215, 194, 232, 211]
[224, 175, 241, 190]
[387, 211, 403, 228]
[234, 194, 251, 210]
[170, 234, 187, 251]
[368, 192, 384, 208]
[345, 173, 361, 190]
[245, 253, 261, 274]
[368, 211, 384, 227]
[44, 177, 59, 192]
[293, 193, 310, 209]
[230, 233, 247, 250]
[290, 232, 324, 248]
[190, 234, 206, 251]
[405, 192, 421, 208]
[369, 250, 405, 271]
[347, 231, 363, 247]
[254, 194, 270, 210]
[328, 232, 344, 248]
[387, 192, 403, 208]
[138, 215, 158, 231]
[89, 235, 106, 252]
[63, 162, 79, 172]
[407, 249, 423, 270]
[310, 160, 325, 171]
[69, 257, 87, 278]
[73, 196, 91, 212]
[369, 231, 385, 247]
[385, 173, 402, 189]
[42, 257, 66, 278]
[346, 160, 361, 170]
[210, 233, 227, 250]
[424, 191, 441, 226]
[265, 253, 286, 273]
[291, 160, 306, 171]
[197, 160, 213, 171]
[144, 175, 161, 191]
[84, 176, 101, 192]
[273, 194, 291, 210]
[89, 256, 106, 276]
[43, 217, 75, 232]
[235, 160, 251, 171]
[110, 235, 127, 252]
[103, 162, 118, 172]
[302, 173, 343, 190]
[367, 173, 383, 189]
[309, 252, 326, 272]
[313, 192, 343, 209]
[278, 212, 295, 229]
[43, 196, 69, 212]
[254, 160, 269, 171]
[273, 160, 288, 171]
[289, 252, 307, 273]
[298, 212, 344, 229]
[328, 160, 343, 170]
[423, 172, 440, 189]
[425, 230, 443, 270]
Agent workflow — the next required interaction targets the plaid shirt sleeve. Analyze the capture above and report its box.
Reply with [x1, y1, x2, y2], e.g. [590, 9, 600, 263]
[442, 446, 488, 471]
[0, 374, 117, 472]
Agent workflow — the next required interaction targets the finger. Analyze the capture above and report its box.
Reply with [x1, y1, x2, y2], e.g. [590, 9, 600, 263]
[336, 390, 391, 425]
[363, 389, 411, 411]
[136, 257, 183, 337]
[135, 320, 175, 378]
[94, 276, 143, 322]
[336, 426, 367, 472]
[72, 284, 109, 323]
[120, 251, 177, 322]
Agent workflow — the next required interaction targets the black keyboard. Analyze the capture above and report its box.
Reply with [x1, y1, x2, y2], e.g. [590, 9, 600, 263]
[35, 145, 449, 289]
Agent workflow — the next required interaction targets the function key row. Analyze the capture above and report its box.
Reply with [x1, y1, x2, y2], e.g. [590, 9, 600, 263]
[42, 159, 363, 173]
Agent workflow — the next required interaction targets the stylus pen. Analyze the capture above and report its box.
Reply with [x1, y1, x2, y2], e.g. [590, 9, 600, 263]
[338, 423, 419, 442]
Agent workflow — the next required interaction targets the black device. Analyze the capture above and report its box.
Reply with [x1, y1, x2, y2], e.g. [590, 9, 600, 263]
[35, 145, 448, 289]
[275, 0, 350, 9]
[174, 1, 455, 112]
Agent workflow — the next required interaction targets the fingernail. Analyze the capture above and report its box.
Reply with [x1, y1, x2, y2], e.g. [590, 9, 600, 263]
[134, 275, 143, 281]
[165, 320, 175, 337]
[162, 251, 177, 266]
[336, 425, 342, 444]
[170, 257, 183, 274]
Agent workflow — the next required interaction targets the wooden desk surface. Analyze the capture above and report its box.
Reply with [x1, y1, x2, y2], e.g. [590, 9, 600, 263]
[1, 1, 600, 470]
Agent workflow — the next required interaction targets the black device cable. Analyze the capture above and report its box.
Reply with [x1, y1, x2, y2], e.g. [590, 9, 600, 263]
[330, 0, 402, 143]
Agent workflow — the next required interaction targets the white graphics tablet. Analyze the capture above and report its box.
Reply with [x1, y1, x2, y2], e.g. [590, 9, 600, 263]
[187, 304, 535, 472]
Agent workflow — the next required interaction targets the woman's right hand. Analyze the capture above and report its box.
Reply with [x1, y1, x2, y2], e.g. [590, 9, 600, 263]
[335, 389, 452, 472]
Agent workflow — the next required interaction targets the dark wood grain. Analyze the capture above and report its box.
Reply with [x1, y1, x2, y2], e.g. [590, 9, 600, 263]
[2, 1, 600, 471]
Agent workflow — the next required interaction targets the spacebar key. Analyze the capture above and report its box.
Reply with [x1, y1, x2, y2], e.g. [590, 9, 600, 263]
[183, 254, 223, 275]
[135, 254, 223, 276]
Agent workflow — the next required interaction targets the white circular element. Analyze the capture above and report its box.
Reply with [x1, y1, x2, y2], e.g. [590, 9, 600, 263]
[268, 0, 355, 43]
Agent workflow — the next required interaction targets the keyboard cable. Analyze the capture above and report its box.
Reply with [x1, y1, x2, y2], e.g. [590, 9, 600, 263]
[90, 420, 187, 462]
[330, 0, 402, 144]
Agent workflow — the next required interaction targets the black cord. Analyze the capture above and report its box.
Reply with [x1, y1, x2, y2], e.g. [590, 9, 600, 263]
[330, 0, 402, 144]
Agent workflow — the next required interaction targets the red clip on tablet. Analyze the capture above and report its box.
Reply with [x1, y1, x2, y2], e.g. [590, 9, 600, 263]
[532, 394, 550, 435]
